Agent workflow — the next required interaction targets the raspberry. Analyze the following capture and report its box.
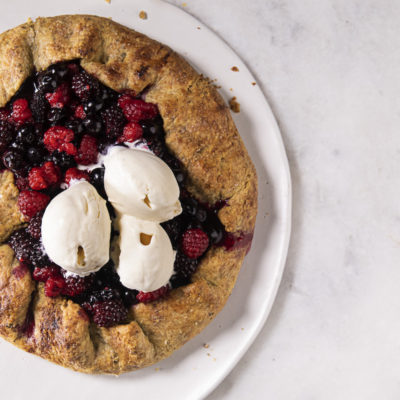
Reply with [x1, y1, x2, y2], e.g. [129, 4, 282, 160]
[28, 210, 44, 239]
[91, 299, 128, 327]
[117, 122, 143, 143]
[45, 275, 65, 297]
[43, 126, 77, 155]
[136, 286, 169, 303]
[8, 228, 49, 266]
[45, 82, 70, 108]
[61, 271, 94, 297]
[18, 190, 50, 219]
[32, 265, 60, 282]
[181, 228, 209, 259]
[64, 167, 89, 185]
[10, 99, 33, 126]
[28, 161, 60, 190]
[74, 135, 98, 165]
[74, 105, 86, 119]
[173, 251, 199, 278]
[101, 105, 126, 139]
[71, 71, 100, 101]
[118, 95, 158, 122]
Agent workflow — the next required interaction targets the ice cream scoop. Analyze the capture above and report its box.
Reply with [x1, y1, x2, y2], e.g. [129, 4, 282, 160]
[103, 147, 182, 222]
[41, 181, 111, 276]
[114, 214, 175, 292]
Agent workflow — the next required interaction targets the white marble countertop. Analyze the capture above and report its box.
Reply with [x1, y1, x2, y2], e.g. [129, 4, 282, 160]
[166, 1, 400, 398]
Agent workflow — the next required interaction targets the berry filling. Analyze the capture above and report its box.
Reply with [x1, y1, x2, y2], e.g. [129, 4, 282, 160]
[0, 61, 250, 328]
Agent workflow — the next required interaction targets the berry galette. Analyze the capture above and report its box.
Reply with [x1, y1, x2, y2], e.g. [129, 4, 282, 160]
[0, 15, 257, 374]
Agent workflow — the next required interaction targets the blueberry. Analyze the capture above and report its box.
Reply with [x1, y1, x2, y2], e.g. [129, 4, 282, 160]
[15, 125, 37, 147]
[83, 100, 103, 115]
[27, 147, 45, 164]
[65, 119, 84, 135]
[196, 208, 207, 223]
[50, 151, 76, 170]
[47, 108, 67, 125]
[90, 167, 106, 197]
[2, 150, 25, 171]
[183, 198, 198, 216]
[83, 117, 103, 134]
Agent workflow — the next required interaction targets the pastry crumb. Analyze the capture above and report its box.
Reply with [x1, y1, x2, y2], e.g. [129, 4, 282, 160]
[251, 82, 256, 86]
[207, 352, 211, 357]
[241, 327, 244, 331]
[182, 2, 187, 6]
[139, 11, 148, 20]
[231, 66, 239, 72]
[229, 88, 233, 91]
[197, 26, 201, 30]
[229, 97, 240, 113]
[213, 357, 216, 362]
[203, 343, 210, 349]
[105, 0, 111, 3]
[27, 17, 33, 23]
[154, 367, 160, 371]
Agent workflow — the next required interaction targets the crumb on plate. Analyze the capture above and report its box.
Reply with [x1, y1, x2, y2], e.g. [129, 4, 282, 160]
[251, 81, 256, 86]
[231, 66, 239, 72]
[139, 11, 148, 20]
[203, 343, 210, 349]
[229, 97, 240, 113]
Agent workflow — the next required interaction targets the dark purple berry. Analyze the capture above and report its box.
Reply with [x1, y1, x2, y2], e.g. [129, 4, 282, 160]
[50, 151, 76, 170]
[90, 167, 106, 197]
[8, 228, 49, 266]
[101, 105, 126, 139]
[27, 147, 45, 164]
[173, 251, 199, 279]
[0, 121, 15, 153]
[83, 117, 102, 135]
[2, 150, 25, 171]
[28, 211, 44, 239]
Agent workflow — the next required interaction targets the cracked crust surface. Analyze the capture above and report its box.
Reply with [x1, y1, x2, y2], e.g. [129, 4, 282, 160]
[0, 15, 257, 374]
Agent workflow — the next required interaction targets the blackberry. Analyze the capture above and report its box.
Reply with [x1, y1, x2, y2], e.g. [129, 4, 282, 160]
[173, 251, 199, 279]
[8, 228, 49, 266]
[101, 105, 126, 139]
[61, 271, 94, 298]
[0, 120, 15, 153]
[161, 214, 186, 249]
[91, 298, 128, 327]
[36, 71, 58, 92]
[28, 211, 44, 239]
[30, 90, 49, 122]
[71, 71, 100, 101]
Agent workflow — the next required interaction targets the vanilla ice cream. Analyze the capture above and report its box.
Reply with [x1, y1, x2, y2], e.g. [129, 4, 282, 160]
[41, 181, 111, 276]
[103, 147, 182, 222]
[115, 214, 175, 292]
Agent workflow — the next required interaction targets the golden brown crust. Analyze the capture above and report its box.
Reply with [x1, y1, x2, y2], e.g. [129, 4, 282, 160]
[0, 15, 257, 374]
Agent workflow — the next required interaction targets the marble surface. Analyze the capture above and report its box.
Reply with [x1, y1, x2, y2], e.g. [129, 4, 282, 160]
[164, 1, 400, 399]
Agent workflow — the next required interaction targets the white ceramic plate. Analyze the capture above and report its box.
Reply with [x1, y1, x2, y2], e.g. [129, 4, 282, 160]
[0, 1, 291, 399]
